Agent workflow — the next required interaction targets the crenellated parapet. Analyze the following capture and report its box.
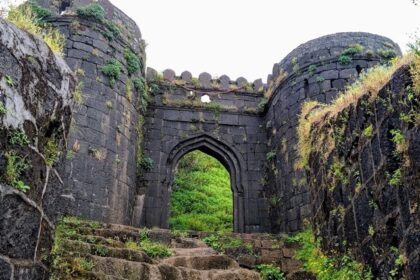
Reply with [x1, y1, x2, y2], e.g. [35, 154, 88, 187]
[146, 67, 266, 94]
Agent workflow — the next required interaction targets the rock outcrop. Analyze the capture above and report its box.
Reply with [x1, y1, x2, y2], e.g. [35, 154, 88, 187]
[0, 18, 74, 279]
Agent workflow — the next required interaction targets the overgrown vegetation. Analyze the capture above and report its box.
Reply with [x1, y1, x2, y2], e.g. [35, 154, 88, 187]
[9, 129, 29, 146]
[76, 3, 121, 40]
[7, 2, 65, 55]
[73, 81, 84, 105]
[101, 59, 121, 87]
[136, 230, 172, 258]
[203, 233, 253, 254]
[44, 138, 60, 167]
[4, 151, 30, 193]
[169, 150, 233, 232]
[124, 48, 141, 75]
[296, 53, 417, 170]
[338, 44, 364, 65]
[287, 227, 372, 280]
[256, 264, 286, 280]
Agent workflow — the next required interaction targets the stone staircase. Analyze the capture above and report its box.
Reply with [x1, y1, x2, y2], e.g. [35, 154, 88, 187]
[50, 218, 307, 279]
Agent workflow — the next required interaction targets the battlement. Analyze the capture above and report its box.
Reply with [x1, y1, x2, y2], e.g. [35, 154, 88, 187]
[146, 67, 266, 95]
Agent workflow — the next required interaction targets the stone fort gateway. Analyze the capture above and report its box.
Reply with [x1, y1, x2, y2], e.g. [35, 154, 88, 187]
[43, 0, 402, 233]
[1, 0, 420, 278]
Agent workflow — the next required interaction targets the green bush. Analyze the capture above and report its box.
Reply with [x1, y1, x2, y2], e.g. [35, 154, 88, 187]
[76, 3, 105, 21]
[101, 59, 121, 86]
[9, 129, 30, 146]
[140, 157, 154, 171]
[4, 151, 30, 192]
[338, 55, 352, 65]
[378, 48, 397, 61]
[202, 233, 252, 254]
[256, 264, 286, 280]
[287, 227, 372, 280]
[124, 48, 141, 75]
[169, 150, 233, 232]
[29, 1, 53, 26]
[104, 20, 120, 39]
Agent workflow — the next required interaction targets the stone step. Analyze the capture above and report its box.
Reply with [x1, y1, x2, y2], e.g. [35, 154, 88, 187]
[90, 255, 260, 280]
[162, 255, 239, 270]
[59, 239, 154, 264]
[172, 247, 216, 257]
[171, 237, 209, 248]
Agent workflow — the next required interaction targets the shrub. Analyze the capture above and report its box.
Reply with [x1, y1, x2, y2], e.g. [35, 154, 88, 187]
[44, 138, 59, 167]
[308, 64, 317, 76]
[104, 20, 120, 39]
[266, 150, 276, 161]
[362, 124, 374, 138]
[378, 48, 397, 61]
[139, 238, 171, 258]
[287, 227, 372, 280]
[338, 55, 352, 65]
[76, 3, 105, 21]
[9, 129, 29, 146]
[101, 59, 121, 86]
[29, 1, 53, 26]
[256, 264, 286, 280]
[124, 49, 141, 75]
[4, 151, 30, 192]
[140, 157, 154, 171]
[7, 4, 65, 55]
[203, 234, 249, 254]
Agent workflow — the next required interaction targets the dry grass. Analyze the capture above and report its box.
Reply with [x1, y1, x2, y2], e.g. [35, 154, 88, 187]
[7, 4, 65, 55]
[296, 53, 418, 170]
[265, 69, 288, 99]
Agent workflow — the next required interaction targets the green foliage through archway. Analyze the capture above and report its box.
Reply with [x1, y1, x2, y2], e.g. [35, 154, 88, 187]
[169, 150, 233, 232]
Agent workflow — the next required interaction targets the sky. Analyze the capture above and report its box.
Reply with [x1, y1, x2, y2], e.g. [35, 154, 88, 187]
[111, 0, 420, 82]
[2, 0, 420, 82]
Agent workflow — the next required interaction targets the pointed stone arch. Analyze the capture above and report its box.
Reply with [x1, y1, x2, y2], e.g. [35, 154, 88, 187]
[143, 133, 248, 232]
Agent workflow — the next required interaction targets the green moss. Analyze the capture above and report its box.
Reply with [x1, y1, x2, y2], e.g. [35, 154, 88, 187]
[101, 59, 121, 87]
[257, 98, 268, 112]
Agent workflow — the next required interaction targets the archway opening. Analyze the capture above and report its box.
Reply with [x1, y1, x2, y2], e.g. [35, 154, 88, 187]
[169, 150, 233, 232]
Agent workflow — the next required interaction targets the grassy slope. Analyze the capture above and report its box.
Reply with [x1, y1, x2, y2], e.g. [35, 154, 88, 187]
[169, 150, 233, 232]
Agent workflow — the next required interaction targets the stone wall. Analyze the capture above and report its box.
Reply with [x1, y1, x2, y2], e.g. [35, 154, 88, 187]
[264, 32, 401, 233]
[48, 12, 146, 225]
[0, 19, 74, 279]
[137, 72, 270, 232]
[306, 64, 419, 278]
